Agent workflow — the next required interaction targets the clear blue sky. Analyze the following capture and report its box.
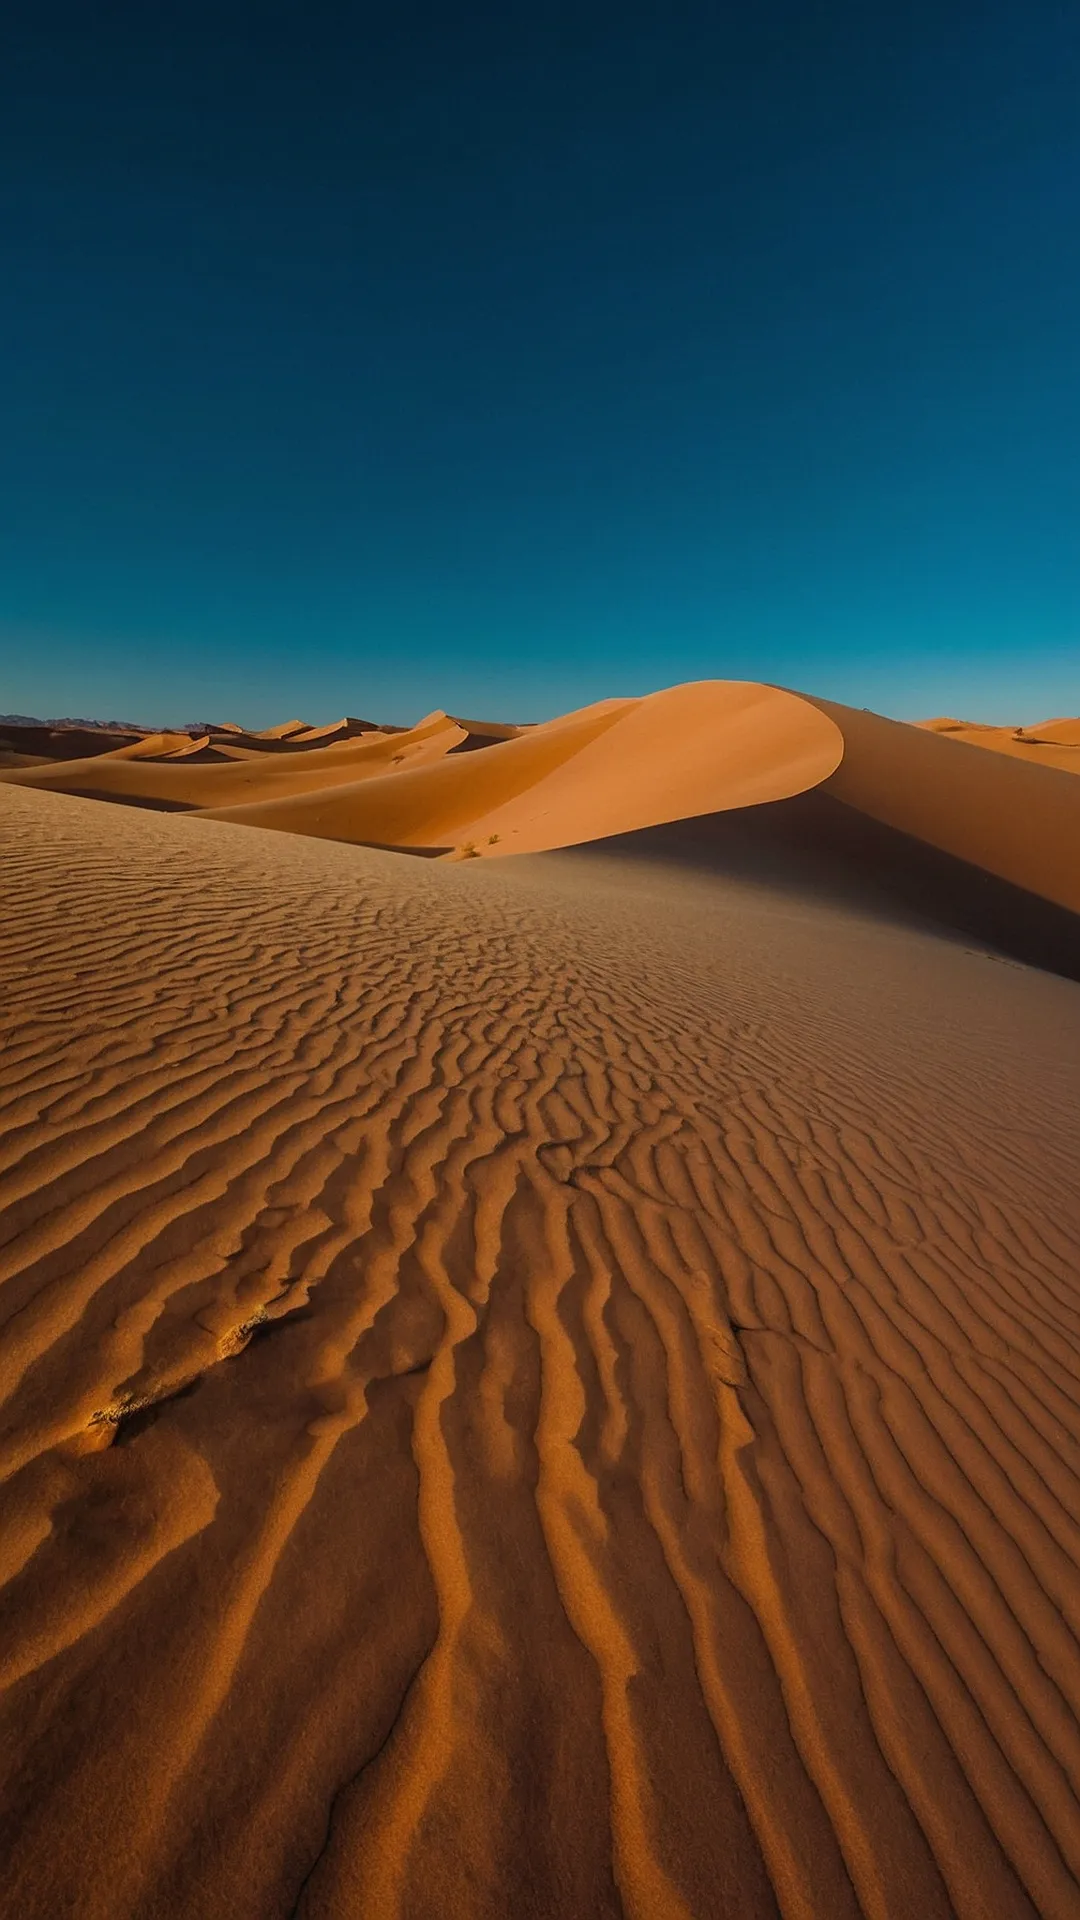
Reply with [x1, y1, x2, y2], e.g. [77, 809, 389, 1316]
[2, 0, 1077, 727]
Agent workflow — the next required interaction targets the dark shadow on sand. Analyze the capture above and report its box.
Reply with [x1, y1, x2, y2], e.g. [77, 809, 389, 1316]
[567, 789, 1080, 986]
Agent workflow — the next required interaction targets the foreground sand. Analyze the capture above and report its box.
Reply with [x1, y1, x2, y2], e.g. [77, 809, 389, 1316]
[1, 783, 1080, 1919]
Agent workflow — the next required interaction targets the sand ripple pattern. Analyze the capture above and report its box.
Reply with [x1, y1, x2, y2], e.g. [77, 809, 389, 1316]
[1, 785, 1079, 1920]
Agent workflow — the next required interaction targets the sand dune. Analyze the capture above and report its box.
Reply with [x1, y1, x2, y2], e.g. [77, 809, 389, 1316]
[198, 681, 844, 853]
[0, 722, 159, 761]
[160, 733, 212, 758]
[288, 721, 353, 745]
[1020, 717, 1080, 746]
[5, 685, 1076, 922]
[810, 699, 1080, 914]
[92, 730, 198, 761]
[0, 777, 1078, 1920]
[0, 681, 843, 854]
[917, 716, 1080, 775]
[0, 711, 466, 810]
[446, 714, 525, 750]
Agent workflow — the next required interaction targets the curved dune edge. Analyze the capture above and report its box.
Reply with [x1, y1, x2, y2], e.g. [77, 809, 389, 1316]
[1, 784, 1079, 1919]
[807, 696, 1080, 916]
[195, 681, 845, 854]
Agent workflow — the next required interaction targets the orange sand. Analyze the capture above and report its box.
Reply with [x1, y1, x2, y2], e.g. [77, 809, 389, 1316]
[1, 691, 1079, 1920]
[0, 710, 466, 809]
[810, 698, 1080, 914]
[256, 718, 311, 739]
[195, 681, 844, 853]
[917, 715, 1080, 775]
[6, 686, 1077, 917]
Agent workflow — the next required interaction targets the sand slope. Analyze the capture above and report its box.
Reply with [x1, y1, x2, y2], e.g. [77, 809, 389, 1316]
[0, 711, 466, 810]
[917, 717, 1080, 776]
[1, 782, 1079, 1919]
[5, 686, 1076, 923]
[0, 683, 840, 851]
[197, 681, 844, 854]
[809, 698, 1080, 915]
[91, 731, 198, 761]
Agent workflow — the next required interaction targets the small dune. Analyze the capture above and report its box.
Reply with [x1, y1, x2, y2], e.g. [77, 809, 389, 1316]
[917, 714, 1080, 775]
[255, 719, 312, 740]
[0, 711, 466, 810]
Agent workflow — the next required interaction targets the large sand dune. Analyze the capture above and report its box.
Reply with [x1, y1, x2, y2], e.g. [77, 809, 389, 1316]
[1, 772, 1079, 1920]
[196, 681, 845, 854]
[4, 684, 1077, 917]
[0, 683, 842, 849]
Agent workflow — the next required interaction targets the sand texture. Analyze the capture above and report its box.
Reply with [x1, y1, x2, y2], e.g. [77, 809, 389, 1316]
[1, 773, 1079, 1920]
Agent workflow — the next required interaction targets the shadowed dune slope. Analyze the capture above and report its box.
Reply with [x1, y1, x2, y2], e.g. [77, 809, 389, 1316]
[0, 725, 149, 761]
[808, 697, 1080, 914]
[2, 782, 1080, 1920]
[195, 681, 844, 854]
[581, 788, 1080, 985]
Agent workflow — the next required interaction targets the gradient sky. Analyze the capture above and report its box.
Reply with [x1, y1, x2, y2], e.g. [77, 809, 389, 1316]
[2, 0, 1078, 727]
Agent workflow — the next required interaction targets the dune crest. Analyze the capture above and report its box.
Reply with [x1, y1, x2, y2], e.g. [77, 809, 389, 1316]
[197, 680, 845, 855]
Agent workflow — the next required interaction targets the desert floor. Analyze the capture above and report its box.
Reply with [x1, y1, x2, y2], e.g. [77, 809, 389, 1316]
[1, 778, 1079, 1919]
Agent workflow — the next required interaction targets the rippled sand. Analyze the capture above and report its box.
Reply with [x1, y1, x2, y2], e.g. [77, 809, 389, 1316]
[1, 777, 1079, 1918]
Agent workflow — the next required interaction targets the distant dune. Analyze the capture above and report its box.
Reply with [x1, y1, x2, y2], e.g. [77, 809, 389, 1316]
[918, 714, 1080, 774]
[1, 685, 1079, 1919]
[0, 710, 469, 809]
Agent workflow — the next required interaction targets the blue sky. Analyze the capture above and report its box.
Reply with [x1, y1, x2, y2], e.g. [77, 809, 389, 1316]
[2, 0, 1077, 727]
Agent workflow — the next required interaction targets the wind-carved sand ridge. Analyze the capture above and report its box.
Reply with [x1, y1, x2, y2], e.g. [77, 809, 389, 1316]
[0, 679, 1079, 1919]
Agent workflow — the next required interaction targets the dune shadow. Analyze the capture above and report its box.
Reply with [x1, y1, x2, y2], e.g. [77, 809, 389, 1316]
[568, 789, 1080, 985]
